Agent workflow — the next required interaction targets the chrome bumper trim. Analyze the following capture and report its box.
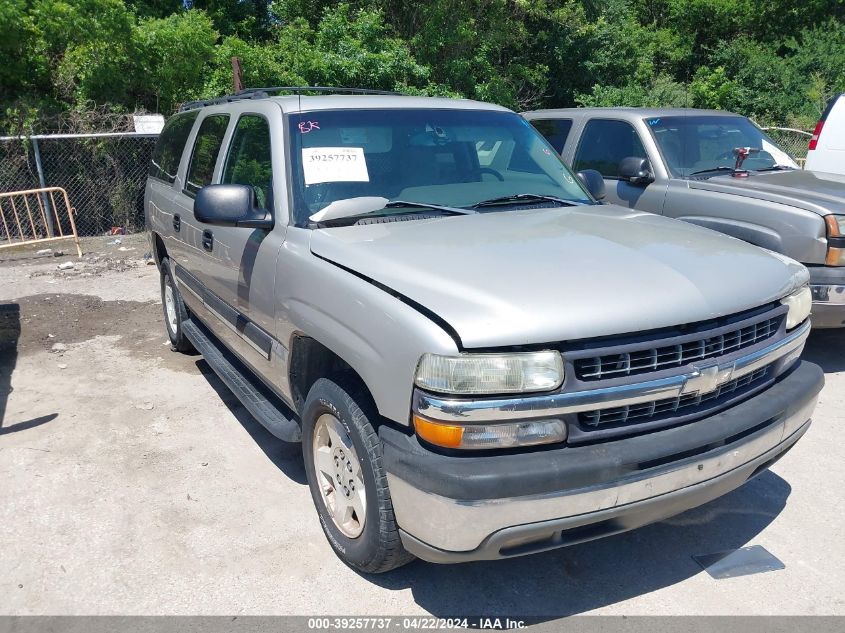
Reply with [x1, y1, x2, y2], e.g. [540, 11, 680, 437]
[414, 319, 811, 424]
[811, 284, 845, 305]
[389, 399, 814, 552]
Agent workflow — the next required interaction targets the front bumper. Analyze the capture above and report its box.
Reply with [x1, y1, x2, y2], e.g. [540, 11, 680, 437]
[809, 266, 845, 327]
[382, 360, 823, 562]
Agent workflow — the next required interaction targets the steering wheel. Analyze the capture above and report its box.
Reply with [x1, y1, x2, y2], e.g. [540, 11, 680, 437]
[477, 167, 505, 181]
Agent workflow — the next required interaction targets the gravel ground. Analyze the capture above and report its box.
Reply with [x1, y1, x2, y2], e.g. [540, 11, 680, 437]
[1, 234, 844, 618]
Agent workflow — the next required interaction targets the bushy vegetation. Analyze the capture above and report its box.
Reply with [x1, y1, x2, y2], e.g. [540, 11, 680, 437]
[2, 0, 843, 133]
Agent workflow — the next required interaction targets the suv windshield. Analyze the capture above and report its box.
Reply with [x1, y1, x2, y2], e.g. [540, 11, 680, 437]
[646, 115, 798, 177]
[288, 109, 592, 225]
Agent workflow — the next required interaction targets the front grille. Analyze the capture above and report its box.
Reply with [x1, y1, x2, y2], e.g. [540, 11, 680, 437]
[574, 315, 781, 381]
[579, 366, 770, 428]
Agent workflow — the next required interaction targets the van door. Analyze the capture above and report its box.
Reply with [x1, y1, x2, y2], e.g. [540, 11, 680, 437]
[806, 95, 845, 175]
[146, 110, 199, 275]
[572, 118, 667, 213]
[205, 107, 286, 377]
[177, 112, 232, 304]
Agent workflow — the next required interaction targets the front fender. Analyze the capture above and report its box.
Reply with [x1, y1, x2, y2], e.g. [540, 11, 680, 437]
[274, 231, 459, 425]
[679, 216, 784, 253]
[665, 184, 828, 264]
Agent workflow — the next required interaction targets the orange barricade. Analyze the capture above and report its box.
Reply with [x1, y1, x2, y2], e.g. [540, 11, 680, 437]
[0, 187, 82, 257]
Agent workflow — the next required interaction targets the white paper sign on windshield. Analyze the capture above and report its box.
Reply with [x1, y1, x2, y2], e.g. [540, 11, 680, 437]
[761, 139, 799, 169]
[302, 147, 369, 185]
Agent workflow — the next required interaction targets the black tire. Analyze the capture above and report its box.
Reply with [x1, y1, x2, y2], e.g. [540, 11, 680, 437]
[160, 257, 194, 353]
[302, 377, 414, 573]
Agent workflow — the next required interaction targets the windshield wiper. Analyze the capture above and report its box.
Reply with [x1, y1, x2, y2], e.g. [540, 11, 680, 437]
[688, 166, 736, 176]
[383, 200, 476, 215]
[754, 165, 795, 172]
[309, 196, 476, 224]
[470, 193, 585, 209]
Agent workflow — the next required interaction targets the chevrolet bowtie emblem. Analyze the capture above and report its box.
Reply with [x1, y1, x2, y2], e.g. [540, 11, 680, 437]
[681, 362, 736, 395]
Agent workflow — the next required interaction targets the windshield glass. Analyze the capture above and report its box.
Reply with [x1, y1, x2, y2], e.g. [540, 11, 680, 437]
[288, 109, 592, 225]
[645, 115, 798, 176]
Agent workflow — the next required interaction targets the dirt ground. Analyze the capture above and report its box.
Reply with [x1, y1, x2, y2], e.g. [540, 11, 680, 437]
[1, 234, 844, 618]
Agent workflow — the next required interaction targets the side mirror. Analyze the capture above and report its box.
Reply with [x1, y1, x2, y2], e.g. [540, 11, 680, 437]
[618, 156, 654, 185]
[577, 169, 606, 200]
[194, 184, 273, 230]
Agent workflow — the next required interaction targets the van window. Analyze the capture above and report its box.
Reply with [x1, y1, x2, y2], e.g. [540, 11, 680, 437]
[646, 115, 796, 176]
[222, 115, 274, 209]
[149, 111, 198, 183]
[288, 108, 592, 226]
[573, 119, 647, 178]
[185, 114, 230, 196]
[530, 119, 573, 154]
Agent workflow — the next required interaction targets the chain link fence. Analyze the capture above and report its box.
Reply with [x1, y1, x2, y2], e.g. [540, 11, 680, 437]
[0, 132, 158, 237]
[762, 127, 813, 167]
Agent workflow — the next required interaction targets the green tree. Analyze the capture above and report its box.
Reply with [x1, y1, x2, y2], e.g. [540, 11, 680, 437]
[2, 0, 844, 133]
[0, 0, 44, 96]
[129, 1, 185, 19]
[577, 73, 689, 107]
[783, 20, 845, 123]
[134, 10, 219, 112]
[203, 4, 438, 101]
[189, 0, 273, 40]
[30, 0, 136, 108]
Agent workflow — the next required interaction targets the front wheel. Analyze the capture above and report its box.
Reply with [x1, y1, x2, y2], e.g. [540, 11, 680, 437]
[302, 377, 414, 573]
[160, 257, 194, 353]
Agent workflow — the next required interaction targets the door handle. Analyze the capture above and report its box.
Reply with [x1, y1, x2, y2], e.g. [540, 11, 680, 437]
[172, 213, 181, 232]
[202, 230, 213, 251]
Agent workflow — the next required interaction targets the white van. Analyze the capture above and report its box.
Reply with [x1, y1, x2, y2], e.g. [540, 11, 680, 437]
[805, 93, 845, 174]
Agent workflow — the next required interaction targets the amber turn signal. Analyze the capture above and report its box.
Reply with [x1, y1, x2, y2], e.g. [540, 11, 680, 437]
[413, 415, 464, 448]
[824, 216, 845, 265]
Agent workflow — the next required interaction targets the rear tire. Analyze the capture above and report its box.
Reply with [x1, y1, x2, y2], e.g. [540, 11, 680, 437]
[302, 377, 414, 573]
[160, 257, 194, 353]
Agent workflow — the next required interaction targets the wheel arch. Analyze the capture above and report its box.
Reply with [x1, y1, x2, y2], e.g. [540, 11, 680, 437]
[288, 334, 379, 421]
[152, 232, 168, 269]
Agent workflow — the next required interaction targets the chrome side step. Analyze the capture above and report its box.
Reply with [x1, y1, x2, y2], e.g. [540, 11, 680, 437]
[182, 318, 302, 443]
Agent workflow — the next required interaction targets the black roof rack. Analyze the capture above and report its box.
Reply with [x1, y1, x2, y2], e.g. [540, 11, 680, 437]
[178, 86, 404, 112]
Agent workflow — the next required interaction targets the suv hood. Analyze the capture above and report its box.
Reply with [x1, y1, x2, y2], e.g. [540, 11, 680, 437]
[310, 206, 807, 348]
[689, 169, 845, 216]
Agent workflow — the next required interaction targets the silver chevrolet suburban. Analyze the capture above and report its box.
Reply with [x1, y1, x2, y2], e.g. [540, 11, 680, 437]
[523, 107, 845, 327]
[146, 87, 822, 573]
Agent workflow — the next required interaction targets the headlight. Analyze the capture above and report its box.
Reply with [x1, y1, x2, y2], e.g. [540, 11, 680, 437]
[824, 215, 845, 265]
[414, 415, 567, 450]
[415, 351, 564, 395]
[781, 285, 812, 329]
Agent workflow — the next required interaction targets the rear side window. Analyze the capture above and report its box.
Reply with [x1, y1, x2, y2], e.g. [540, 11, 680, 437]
[573, 119, 647, 178]
[185, 114, 230, 196]
[222, 115, 274, 209]
[530, 118, 573, 154]
[149, 111, 198, 183]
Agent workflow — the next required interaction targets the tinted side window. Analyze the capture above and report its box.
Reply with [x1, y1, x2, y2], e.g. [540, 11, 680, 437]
[185, 114, 230, 196]
[222, 115, 273, 209]
[573, 119, 647, 178]
[149, 111, 198, 183]
[530, 118, 573, 154]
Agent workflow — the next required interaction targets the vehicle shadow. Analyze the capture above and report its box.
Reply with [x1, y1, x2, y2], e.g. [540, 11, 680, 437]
[194, 359, 307, 485]
[802, 329, 845, 373]
[0, 303, 21, 432]
[368, 470, 791, 620]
